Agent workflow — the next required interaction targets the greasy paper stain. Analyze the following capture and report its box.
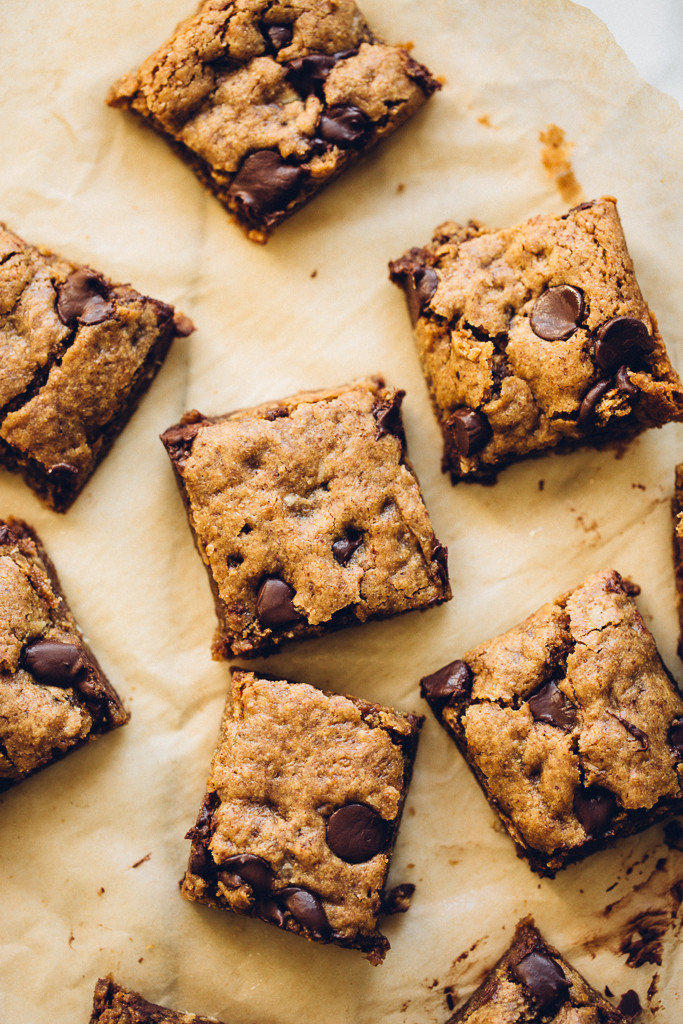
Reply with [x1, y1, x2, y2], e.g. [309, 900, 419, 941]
[539, 124, 584, 204]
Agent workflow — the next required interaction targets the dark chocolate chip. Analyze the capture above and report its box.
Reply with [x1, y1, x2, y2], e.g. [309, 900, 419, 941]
[56, 269, 114, 327]
[279, 887, 331, 938]
[530, 285, 584, 341]
[161, 423, 200, 469]
[256, 898, 287, 928]
[573, 785, 616, 837]
[420, 659, 472, 708]
[595, 317, 654, 372]
[286, 54, 338, 96]
[668, 718, 683, 759]
[186, 791, 219, 844]
[431, 535, 450, 589]
[264, 24, 292, 51]
[255, 577, 301, 628]
[326, 804, 389, 863]
[220, 854, 274, 895]
[577, 378, 612, 432]
[23, 639, 86, 686]
[617, 990, 642, 1018]
[372, 390, 406, 448]
[188, 843, 214, 880]
[444, 407, 492, 457]
[606, 711, 649, 751]
[47, 462, 79, 484]
[513, 951, 570, 1009]
[382, 882, 415, 914]
[318, 105, 369, 148]
[615, 364, 639, 396]
[527, 680, 578, 731]
[227, 151, 302, 220]
[332, 530, 362, 565]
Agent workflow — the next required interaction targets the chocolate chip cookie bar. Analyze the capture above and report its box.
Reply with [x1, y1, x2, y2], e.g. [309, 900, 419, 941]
[107, 0, 440, 242]
[447, 917, 628, 1023]
[181, 669, 422, 964]
[389, 197, 683, 482]
[90, 978, 225, 1023]
[0, 519, 128, 791]
[161, 377, 451, 658]
[421, 569, 683, 876]
[672, 463, 683, 660]
[0, 222, 193, 511]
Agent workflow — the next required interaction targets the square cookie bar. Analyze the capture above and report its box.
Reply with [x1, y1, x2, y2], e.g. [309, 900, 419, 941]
[0, 222, 193, 511]
[389, 197, 683, 482]
[91, 978, 224, 1023]
[0, 519, 128, 791]
[108, 0, 440, 242]
[181, 669, 422, 964]
[447, 917, 628, 1023]
[420, 569, 683, 876]
[161, 377, 451, 658]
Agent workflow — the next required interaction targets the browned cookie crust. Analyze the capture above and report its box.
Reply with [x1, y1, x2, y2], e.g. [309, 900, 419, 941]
[107, 0, 440, 242]
[0, 223, 193, 511]
[161, 377, 451, 658]
[447, 917, 628, 1023]
[672, 463, 683, 660]
[389, 197, 683, 483]
[90, 977, 224, 1023]
[420, 569, 683, 877]
[0, 519, 128, 791]
[181, 669, 422, 964]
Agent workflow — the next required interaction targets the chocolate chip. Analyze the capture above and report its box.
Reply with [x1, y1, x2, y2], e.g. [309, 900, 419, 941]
[372, 390, 406, 448]
[188, 843, 214, 880]
[530, 285, 584, 341]
[382, 882, 415, 914]
[220, 854, 274, 895]
[56, 269, 114, 327]
[577, 378, 612, 432]
[23, 639, 86, 686]
[606, 711, 649, 751]
[161, 423, 200, 469]
[595, 317, 653, 372]
[264, 24, 292, 51]
[255, 577, 301, 628]
[256, 898, 287, 928]
[326, 804, 389, 863]
[279, 887, 331, 938]
[430, 535, 449, 589]
[406, 265, 438, 324]
[332, 530, 362, 564]
[513, 951, 570, 1009]
[444, 407, 492, 457]
[227, 151, 302, 221]
[286, 54, 338, 96]
[574, 785, 616, 837]
[615, 364, 639, 396]
[528, 681, 577, 731]
[420, 660, 472, 708]
[668, 718, 683, 759]
[318, 105, 369, 148]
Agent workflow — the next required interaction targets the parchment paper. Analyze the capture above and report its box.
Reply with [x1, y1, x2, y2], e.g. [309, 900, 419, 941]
[1, 1, 682, 1020]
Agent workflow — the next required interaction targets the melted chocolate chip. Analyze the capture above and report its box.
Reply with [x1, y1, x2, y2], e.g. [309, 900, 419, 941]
[264, 24, 292, 51]
[332, 530, 362, 564]
[573, 785, 616, 837]
[431, 536, 449, 589]
[595, 317, 653, 372]
[530, 285, 584, 341]
[47, 462, 79, 484]
[279, 887, 331, 938]
[161, 423, 200, 469]
[577, 378, 612, 432]
[318, 105, 369, 148]
[23, 639, 86, 686]
[286, 54, 338, 95]
[615, 364, 639, 396]
[444, 407, 492, 457]
[372, 390, 406, 448]
[220, 854, 274, 894]
[513, 951, 570, 1009]
[606, 711, 649, 751]
[527, 681, 577, 731]
[668, 718, 683, 759]
[227, 151, 302, 221]
[56, 269, 114, 327]
[256, 898, 287, 927]
[326, 804, 389, 863]
[187, 791, 219, 844]
[407, 265, 438, 324]
[255, 577, 301, 628]
[420, 659, 472, 708]
[188, 843, 214, 880]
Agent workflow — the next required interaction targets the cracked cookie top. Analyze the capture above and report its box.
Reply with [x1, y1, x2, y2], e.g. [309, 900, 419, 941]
[421, 569, 683, 875]
[161, 377, 450, 657]
[389, 197, 683, 482]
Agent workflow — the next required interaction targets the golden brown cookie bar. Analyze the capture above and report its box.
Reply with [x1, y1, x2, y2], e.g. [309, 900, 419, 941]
[0, 222, 193, 511]
[447, 917, 629, 1023]
[420, 569, 683, 876]
[107, 0, 440, 242]
[90, 977, 224, 1023]
[0, 519, 128, 791]
[181, 669, 422, 964]
[389, 197, 683, 482]
[161, 377, 451, 658]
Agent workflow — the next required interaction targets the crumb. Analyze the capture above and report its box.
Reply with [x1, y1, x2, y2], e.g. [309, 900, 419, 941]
[539, 124, 583, 204]
[538, 479, 545, 491]
[97, 887, 105, 896]
[310, 269, 318, 278]
[130, 852, 152, 869]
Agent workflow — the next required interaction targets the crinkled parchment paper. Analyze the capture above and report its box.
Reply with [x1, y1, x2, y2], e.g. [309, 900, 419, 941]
[1, 0, 682, 1020]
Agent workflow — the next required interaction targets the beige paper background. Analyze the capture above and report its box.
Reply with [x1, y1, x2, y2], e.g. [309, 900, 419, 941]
[1, 0, 682, 1020]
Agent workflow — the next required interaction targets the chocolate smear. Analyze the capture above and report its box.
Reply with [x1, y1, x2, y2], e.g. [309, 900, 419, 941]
[607, 710, 649, 751]
[372, 390, 406, 448]
[574, 785, 616, 837]
[332, 530, 362, 565]
[577, 378, 612, 432]
[227, 151, 302, 220]
[279, 887, 331, 938]
[318, 105, 369, 147]
[286, 54, 338, 95]
[530, 285, 584, 341]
